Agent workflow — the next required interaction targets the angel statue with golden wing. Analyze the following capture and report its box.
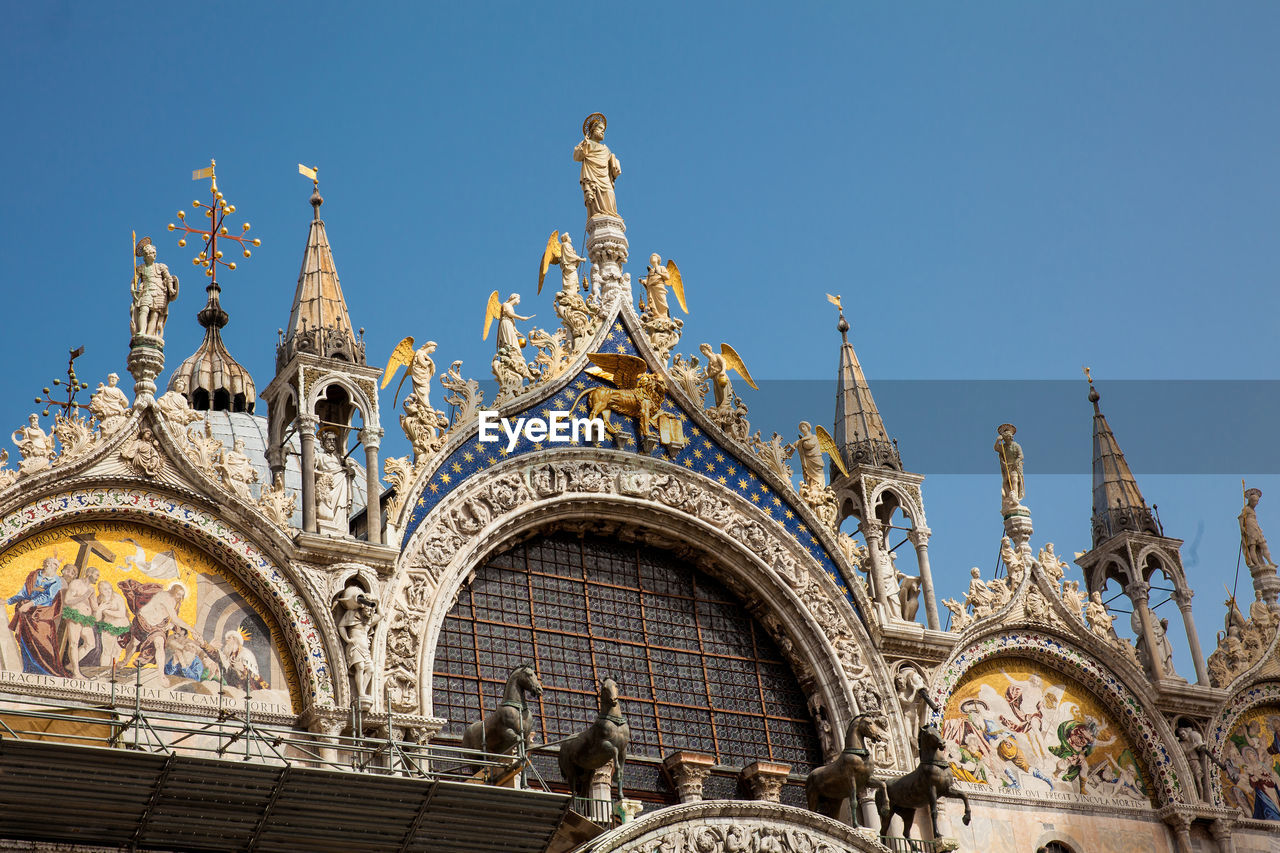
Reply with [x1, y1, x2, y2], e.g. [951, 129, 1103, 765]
[381, 336, 437, 409]
[483, 291, 534, 354]
[639, 255, 688, 321]
[537, 230, 588, 296]
[790, 421, 846, 528]
[700, 342, 758, 410]
[788, 421, 848, 491]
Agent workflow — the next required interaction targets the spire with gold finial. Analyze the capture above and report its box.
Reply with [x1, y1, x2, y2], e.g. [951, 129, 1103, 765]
[828, 293, 900, 472]
[1085, 367, 1159, 546]
[166, 160, 259, 412]
[276, 164, 364, 369]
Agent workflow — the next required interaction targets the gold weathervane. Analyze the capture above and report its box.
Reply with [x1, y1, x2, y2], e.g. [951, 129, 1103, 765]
[168, 159, 261, 284]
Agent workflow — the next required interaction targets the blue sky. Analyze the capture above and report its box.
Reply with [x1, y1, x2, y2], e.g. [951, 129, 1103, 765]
[3, 3, 1279, 676]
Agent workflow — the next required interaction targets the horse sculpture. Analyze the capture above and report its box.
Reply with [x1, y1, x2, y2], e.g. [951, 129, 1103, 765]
[558, 677, 629, 800]
[876, 725, 971, 841]
[461, 663, 544, 771]
[804, 713, 888, 827]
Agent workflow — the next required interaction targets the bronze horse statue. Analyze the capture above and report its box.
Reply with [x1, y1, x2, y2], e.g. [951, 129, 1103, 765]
[462, 663, 544, 766]
[876, 725, 971, 840]
[558, 677, 629, 800]
[805, 713, 888, 827]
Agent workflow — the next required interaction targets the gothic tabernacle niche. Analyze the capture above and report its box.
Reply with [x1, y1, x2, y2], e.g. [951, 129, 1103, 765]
[433, 531, 822, 790]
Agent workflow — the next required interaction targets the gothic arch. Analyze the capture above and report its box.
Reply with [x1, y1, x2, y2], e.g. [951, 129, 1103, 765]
[928, 627, 1192, 807]
[0, 488, 339, 712]
[1205, 679, 1280, 810]
[383, 450, 910, 766]
[303, 373, 379, 431]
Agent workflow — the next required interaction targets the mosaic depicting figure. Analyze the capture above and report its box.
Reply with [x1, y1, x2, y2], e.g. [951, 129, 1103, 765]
[0, 522, 293, 711]
[1218, 707, 1280, 821]
[942, 659, 1150, 805]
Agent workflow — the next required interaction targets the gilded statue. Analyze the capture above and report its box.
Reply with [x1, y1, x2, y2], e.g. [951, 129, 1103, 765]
[994, 423, 1025, 509]
[1239, 483, 1276, 570]
[639, 255, 687, 321]
[574, 113, 621, 219]
[537, 230, 588, 296]
[570, 353, 666, 446]
[130, 237, 179, 341]
[381, 336, 437, 410]
[483, 291, 534, 355]
[538, 232, 594, 349]
[788, 422, 845, 530]
[700, 342, 757, 410]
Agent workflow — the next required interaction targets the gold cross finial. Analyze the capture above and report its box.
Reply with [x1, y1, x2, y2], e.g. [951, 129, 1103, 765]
[168, 159, 259, 284]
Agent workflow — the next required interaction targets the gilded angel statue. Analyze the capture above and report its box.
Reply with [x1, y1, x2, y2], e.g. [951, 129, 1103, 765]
[788, 421, 848, 490]
[639, 255, 687, 321]
[699, 342, 758, 409]
[483, 291, 534, 354]
[381, 336, 437, 409]
[537, 230, 588, 295]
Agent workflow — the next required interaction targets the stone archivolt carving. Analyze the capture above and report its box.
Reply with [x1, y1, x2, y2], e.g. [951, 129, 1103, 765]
[579, 801, 885, 853]
[388, 452, 884, 750]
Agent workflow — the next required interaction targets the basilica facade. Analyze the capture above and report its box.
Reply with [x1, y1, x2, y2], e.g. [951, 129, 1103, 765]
[0, 122, 1277, 853]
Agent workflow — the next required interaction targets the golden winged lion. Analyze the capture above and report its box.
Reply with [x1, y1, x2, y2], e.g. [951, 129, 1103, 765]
[568, 353, 668, 444]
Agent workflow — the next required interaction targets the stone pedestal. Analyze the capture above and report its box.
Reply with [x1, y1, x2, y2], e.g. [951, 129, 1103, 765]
[584, 214, 630, 311]
[740, 761, 791, 802]
[662, 751, 715, 803]
[127, 335, 165, 406]
[1002, 507, 1033, 562]
[1251, 564, 1280, 609]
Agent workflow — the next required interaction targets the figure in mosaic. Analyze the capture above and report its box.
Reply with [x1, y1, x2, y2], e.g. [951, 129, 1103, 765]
[6, 557, 66, 676]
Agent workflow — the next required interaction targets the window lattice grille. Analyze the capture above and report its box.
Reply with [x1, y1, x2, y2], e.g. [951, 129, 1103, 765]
[432, 532, 820, 771]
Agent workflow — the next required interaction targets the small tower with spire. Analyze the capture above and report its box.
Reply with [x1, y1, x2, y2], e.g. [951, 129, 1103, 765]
[262, 174, 385, 544]
[1074, 370, 1209, 685]
[826, 299, 939, 630]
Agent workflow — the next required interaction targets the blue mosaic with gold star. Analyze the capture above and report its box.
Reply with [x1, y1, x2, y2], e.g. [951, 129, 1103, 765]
[401, 320, 864, 625]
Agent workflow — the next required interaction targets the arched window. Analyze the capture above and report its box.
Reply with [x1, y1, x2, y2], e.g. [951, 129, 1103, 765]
[433, 531, 822, 779]
[1039, 841, 1075, 853]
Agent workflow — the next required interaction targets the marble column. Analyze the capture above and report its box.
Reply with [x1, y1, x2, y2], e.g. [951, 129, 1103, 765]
[1209, 818, 1236, 853]
[299, 414, 317, 533]
[1126, 581, 1164, 680]
[1173, 588, 1209, 686]
[360, 426, 383, 546]
[861, 520, 891, 614]
[908, 526, 940, 630]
